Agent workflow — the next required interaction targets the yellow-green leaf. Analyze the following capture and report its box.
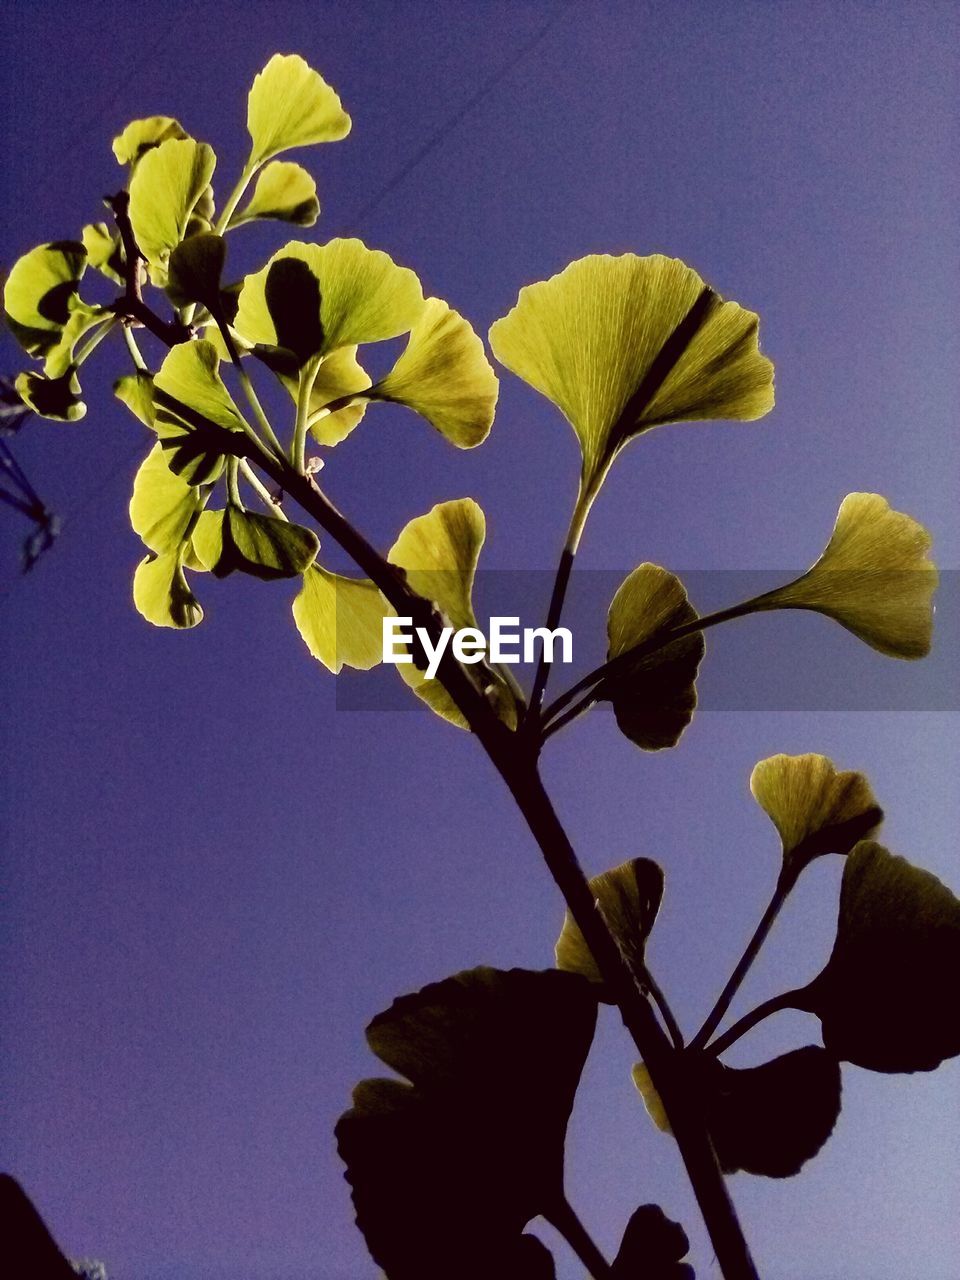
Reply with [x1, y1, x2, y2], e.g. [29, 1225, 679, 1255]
[133, 550, 203, 629]
[81, 223, 124, 284]
[246, 53, 350, 166]
[751, 493, 937, 659]
[750, 753, 882, 873]
[192, 505, 319, 580]
[261, 345, 372, 447]
[387, 499, 517, 730]
[152, 340, 248, 484]
[372, 297, 498, 447]
[15, 367, 85, 422]
[292, 565, 388, 673]
[112, 115, 188, 166]
[130, 443, 205, 554]
[489, 254, 773, 517]
[234, 239, 424, 365]
[231, 161, 319, 228]
[555, 857, 664, 997]
[3, 241, 88, 360]
[601, 564, 704, 750]
[128, 138, 217, 275]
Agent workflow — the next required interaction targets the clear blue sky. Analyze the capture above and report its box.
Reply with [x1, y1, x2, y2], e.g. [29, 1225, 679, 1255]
[1, 2, 958, 1277]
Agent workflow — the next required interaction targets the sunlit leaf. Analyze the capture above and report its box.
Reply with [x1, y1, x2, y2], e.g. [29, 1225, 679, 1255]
[15, 367, 85, 422]
[750, 753, 882, 873]
[613, 1204, 694, 1279]
[232, 161, 319, 228]
[751, 494, 937, 659]
[387, 499, 517, 730]
[81, 222, 124, 284]
[3, 241, 88, 360]
[192, 505, 319, 580]
[151, 340, 249, 483]
[129, 443, 205, 554]
[128, 138, 217, 276]
[601, 564, 704, 750]
[266, 345, 371, 447]
[489, 254, 773, 516]
[292, 565, 388, 672]
[800, 841, 960, 1072]
[234, 239, 424, 366]
[372, 298, 498, 447]
[133, 550, 202, 629]
[166, 233, 226, 311]
[246, 53, 350, 165]
[336, 967, 597, 1280]
[112, 115, 188, 166]
[633, 1048, 841, 1178]
[555, 857, 664, 996]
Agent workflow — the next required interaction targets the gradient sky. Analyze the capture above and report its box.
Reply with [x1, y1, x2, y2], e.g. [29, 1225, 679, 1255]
[1, 3, 958, 1278]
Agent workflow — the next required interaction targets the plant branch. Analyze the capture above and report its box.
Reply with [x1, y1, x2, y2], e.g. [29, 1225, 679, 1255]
[691, 866, 799, 1052]
[106, 191, 193, 347]
[544, 1196, 614, 1279]
[707, 989, 805, 1058]
[645, 969, 685, 1050]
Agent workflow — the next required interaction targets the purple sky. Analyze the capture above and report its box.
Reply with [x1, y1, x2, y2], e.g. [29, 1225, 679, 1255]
[2, 2, 958, 1277]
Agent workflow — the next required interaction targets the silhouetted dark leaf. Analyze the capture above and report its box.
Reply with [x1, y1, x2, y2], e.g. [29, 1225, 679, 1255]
[555, 857, 664, 998]
[0, 1175, 77, 1279]
[336, 967, 597, 1280]
[613, 1203, 694, 1278]
[801, 841, 960, 1072]
[166, 232, 227, 311]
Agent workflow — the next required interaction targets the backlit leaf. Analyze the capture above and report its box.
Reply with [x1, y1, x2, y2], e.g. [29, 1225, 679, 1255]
[387, 499, 517, 730]
[130, 443, 205, 554]
[232, 161, 319, 228]
[133, 550, 203, 629]
[601, 564, 704, 750]
[166, 233, 226, 311]
[751, 494, 937, 659]
[336, 967, 596, 1280]
[15, 367, 85, 422]
[267, 345, 371, 447]
[112, 115, 188, 166]
[81, 222, 124, 284]
[151, 340, 249, 483]
[489, 254, 773, 517]
[192, 505, 319, 580]
[292, 565, 388, 672]
[128, 138, 217, 275]
[613, 1204, 694, 1279]
[801, 841, 960, 1072]
[555, 857, 664, 996]
[750, 753, 882, 873]
[372, 298, 498, 447]
[247, 53, 350, 165]
[234, 239, 424, 365]
[3, 241, 87, 360]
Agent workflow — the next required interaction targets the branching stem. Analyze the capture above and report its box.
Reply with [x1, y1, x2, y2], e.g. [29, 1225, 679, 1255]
[544, 1196, 615, 1279]
[707, 989, 806, 1059]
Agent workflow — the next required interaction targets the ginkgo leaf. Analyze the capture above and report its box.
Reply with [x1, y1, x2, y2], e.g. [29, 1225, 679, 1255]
[613, 1204, 694, 1279]
[246, 53, 350, 166]
[750, 753, 883, 873]
[633, 1048, 842, 1178]
[128, 138, 217, 275]
[265, 345, 372, 447]
[112, 115, 188, 166]
[601, 564, 704, 750]
[15, 367, 85, 422]
[292, 565, 388, 672]
[151, 340, 249, 483]
[129, 443, 206, 554]
[231, 161, 319, 228]
[555, 857, 664, 996]
[81, 222, 124, 284]
[371, 298, 499, 447]
[192, 505, 319, 580]
[387, 499, 517, 730]
[133, 550, 203, 628]
[166, 233, 226, 311]
[3, 241, 88, 360]
[335, 967, 597, 1280]
[749, 494, 937, 659]
[489, 254, 773, 520]
[799, 841, 960, 1073]
[234, 239, 424, 366]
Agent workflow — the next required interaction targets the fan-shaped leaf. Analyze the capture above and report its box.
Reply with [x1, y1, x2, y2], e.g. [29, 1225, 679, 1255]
[15, 367, 85, 422]
[112, 115, 188, 166]
[128, 138, 217, 275]
[82, 222, 124, 284]
[192, 505, 318, 580]
[292, 565, 388, 672]
[232, 161, 319, 228]
[130, 443, 206, 554]
[166, 233, 226, 311]
[555, 857, 664, 996]
[336, 967, 596, 1280]
[601, 564, 704, 750]
[133, 550, 202, 629]
[3, 241, 88, 360]
[151, 340, 249, 484]
[750, 753, 882, 874]
[247, 53, 350, 165]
